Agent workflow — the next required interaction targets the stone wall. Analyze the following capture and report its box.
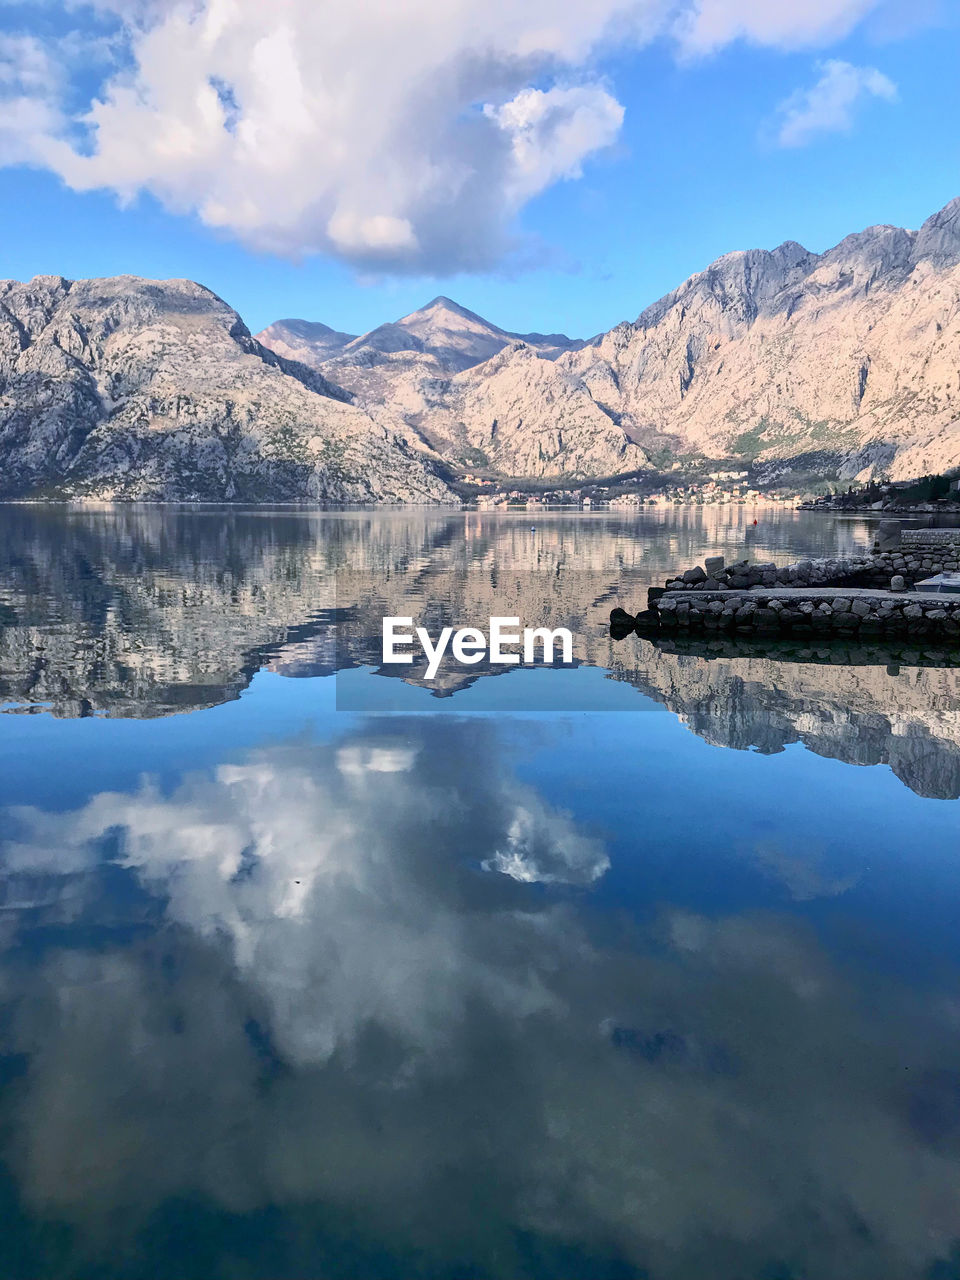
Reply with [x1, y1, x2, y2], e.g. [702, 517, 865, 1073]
[618, 536, 960, 644]
[870, 542, 960, 589]
[655, 533, 960, 601]
[653, 588, 960, 641]
[901, 529, 960, 546]
[658, 554, 880, 596]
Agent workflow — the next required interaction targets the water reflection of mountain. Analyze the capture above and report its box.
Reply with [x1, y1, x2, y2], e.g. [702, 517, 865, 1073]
[0, 504, 668, 715]
[4, 505, 959, 797]
[607, 642, 960, 800]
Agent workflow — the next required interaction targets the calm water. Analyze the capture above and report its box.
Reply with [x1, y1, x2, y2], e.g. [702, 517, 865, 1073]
[2, 505, 960, 1280]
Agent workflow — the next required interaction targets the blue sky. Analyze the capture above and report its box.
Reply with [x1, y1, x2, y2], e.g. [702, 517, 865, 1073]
[0, 0, 956, 339]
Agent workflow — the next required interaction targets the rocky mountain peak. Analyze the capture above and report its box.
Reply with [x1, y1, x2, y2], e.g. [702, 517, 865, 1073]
[12, 197, 960, 499]
[637, 240, 820, 333]
[814, 223, 917, 290]
[419, 295, 485, 320]
[257, 317, 358, 363]
[914, 196, 960, 268]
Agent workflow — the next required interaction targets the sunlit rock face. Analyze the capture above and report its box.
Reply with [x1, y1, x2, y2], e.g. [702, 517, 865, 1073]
[10, 201, 960, 496]
[0, 275, 452, 503]
[559, 200, 960, 482]
[260, 199, 960, 483]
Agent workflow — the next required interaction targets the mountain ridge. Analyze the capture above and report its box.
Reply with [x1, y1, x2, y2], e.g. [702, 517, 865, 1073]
[254, 196, 960, 484]
[3, 198, 960, 500]
[0, 274, 452, 502]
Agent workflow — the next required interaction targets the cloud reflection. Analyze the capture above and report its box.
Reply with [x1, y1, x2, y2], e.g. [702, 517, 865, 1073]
[1, 718, 959, 1278]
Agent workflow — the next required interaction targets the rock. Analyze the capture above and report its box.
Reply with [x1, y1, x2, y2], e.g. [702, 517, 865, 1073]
[632, 609, 660, 632]
[832, 598, 851, 613]
[890, 575, 906, 591]
[682, 566, 707, 584]
[851, 598, 871, 617]
[610, 607, 635, 627]
[903, 604, 923, 619]
[0, 275, 454, 503]
[755, 607, 780, 630]
[704, 556, 725, 576]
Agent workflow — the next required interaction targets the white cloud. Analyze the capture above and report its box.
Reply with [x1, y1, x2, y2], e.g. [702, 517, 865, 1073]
[482, 800, 609, 884]
[3, 0, 892, 271]
[675, 0, 882, 53]
[0, 34, 65, 163]
[775, 58, 898, 147]
[484, 85, 625, 206]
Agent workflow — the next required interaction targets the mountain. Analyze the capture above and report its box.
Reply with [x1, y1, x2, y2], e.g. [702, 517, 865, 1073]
[255, 318, 358, 362]
[256, 296, 597, 473]
[258, 198, 960, 485]
[9, 199, 960, 499]
[261, 296, 581, 375]
[408, 343, 649, 478]
[0, 276, 452, 503]
[556, 198, 960, 482]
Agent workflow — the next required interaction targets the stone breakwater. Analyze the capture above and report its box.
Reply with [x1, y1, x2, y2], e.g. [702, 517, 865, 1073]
[611, 529, 960, 643]
[650, 588, 960, 640]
